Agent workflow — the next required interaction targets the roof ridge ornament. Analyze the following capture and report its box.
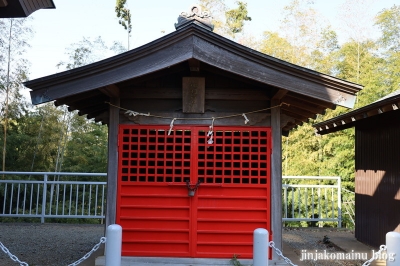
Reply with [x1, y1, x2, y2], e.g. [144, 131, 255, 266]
[175, 5, 214, 31]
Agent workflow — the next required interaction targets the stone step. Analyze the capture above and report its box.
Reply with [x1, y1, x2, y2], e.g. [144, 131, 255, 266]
[95, 256, 290, 266]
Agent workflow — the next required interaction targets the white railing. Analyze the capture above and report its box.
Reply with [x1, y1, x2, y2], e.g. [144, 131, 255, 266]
[0, 172, 107, 223]
[1, 172, 345, 227]
[282, 176, 342, 228]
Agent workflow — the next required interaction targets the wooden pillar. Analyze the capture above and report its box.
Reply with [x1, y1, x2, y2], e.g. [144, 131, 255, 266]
[271, 99, 282, 260]
[106, 97, 120, 228]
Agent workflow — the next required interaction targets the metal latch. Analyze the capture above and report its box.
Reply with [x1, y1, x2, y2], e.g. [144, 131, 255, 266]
[186, 179, 202, 197]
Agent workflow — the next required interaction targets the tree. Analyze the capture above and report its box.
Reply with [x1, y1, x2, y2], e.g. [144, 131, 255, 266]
[54, 37, 124, 173]
[225, 1, 251, 37]
[62, 116, 108, 174]
[115, 0, 132, 49]
[0, 18, 32, 172]
[56, 37, 126, 70]
[375, 5, 400, 96]
[278, 0, 328, 67]
[198, 0, 227, 35]
[198, 0, 253, 42]
[334, 40, 387, 107]
[338, 0, 376, 84]
[259, 31, 297, 62]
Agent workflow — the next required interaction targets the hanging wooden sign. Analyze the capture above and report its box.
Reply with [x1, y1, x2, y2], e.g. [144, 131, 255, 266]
[182, 77, 205, 113]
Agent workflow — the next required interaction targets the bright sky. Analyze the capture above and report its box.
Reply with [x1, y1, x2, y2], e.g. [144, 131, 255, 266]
[25, 0, 398, 82]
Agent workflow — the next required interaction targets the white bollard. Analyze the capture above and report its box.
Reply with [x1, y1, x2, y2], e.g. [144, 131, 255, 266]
[253, 228, 268, 266]
[105, 224, 122, 266]
[386, 231, 400, 266]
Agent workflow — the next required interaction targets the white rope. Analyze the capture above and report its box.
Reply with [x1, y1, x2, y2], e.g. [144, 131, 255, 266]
[125, 110, 150, 117]
[168, 118, 176, 136]
[242, 113, 250, 124]
[207, 117, 215, 144]
[107, 101, 289, 123]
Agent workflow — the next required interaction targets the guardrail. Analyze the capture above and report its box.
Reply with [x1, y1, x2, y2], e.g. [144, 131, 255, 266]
[0, 172, 107, 223]
[1, 172, 345, 227]
[282, 176, 342, 228]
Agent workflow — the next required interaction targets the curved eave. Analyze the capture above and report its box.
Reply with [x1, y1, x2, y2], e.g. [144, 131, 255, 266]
[25, 23, 362, 108]
[0, 0, 55, 18]
[313, 92, 400, 135]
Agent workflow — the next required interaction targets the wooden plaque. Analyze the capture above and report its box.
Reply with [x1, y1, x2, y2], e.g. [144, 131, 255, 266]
[182, 77, 205, 113]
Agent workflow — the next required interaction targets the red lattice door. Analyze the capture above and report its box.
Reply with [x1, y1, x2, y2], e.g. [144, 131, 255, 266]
[117, 125, 271, 258]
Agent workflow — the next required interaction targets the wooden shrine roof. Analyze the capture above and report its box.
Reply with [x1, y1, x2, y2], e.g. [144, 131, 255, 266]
[0, 0, 55, 18]
[24, 20, 363, 132]
[314, 90, 400, 135]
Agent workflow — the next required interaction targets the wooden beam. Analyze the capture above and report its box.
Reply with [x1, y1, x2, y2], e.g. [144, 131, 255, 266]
[201, 63, 274, 88]
[117, 63, 189, 89]
[271, 99, 282, 258]
[67, 94, 109, 111]
[286, 93, 335, 109]
[188, 58, 200, 72]
[0, 0, 8, 8]
[55, 90, 103, 106]
[272, 89, 288, 100]
[281, 108, 311, 122]
[206, 88, 269, 101]
[283, 96, 326, 114]
[106, 97, 120, 228]
[99, 84, 120, 98]
[121, 88, 181, 99]
[121, 87, 269, 101]
[78, 105, 108, 117]
[92, 111, 109, 123]
[282, 105, 316, 120]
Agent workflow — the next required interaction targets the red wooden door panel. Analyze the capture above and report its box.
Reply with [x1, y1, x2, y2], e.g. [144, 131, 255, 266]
[117, 125, 271, 258]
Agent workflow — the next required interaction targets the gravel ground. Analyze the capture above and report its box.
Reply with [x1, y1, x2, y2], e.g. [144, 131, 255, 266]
[0, 224, 374, 266]
[283, 228, 366, 266]
[0, 223, 104, 266]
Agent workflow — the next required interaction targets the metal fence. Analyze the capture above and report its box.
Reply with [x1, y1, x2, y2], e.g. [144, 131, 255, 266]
[282, 176, 342, 228]
[0, 172, 107, 223]
[1, 172, 347, 227]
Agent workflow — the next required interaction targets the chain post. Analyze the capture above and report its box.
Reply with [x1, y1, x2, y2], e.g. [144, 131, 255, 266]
[362, 245, 387, 266]
[68, 237, 106, 266]
[0, 241, 29, 266]
[268, 241, 298, 266]
[0, 236, 107, 266]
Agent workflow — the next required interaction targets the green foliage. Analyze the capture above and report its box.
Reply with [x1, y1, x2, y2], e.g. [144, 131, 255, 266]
[375, 5, 400, 52]
[375, 5, 400, 96]
[115, 0, 132, 49]
[267, 1, 400, 203]
[259, 31, 296, 63]
[62, 118, 108, 173]
[225, 1, 251, 35]
[115, 0, 132, 34]
[198, 0, 227, 35]
[230, 254, 247, 266]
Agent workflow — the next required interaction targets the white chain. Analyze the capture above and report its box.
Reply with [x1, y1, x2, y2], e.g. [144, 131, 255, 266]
[0, 241, 29, 266]
[0, 237, 106, 266]
[362, 245, 387, 266]
[68, 237, 107, 266]
[269, 241, 298, 266]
